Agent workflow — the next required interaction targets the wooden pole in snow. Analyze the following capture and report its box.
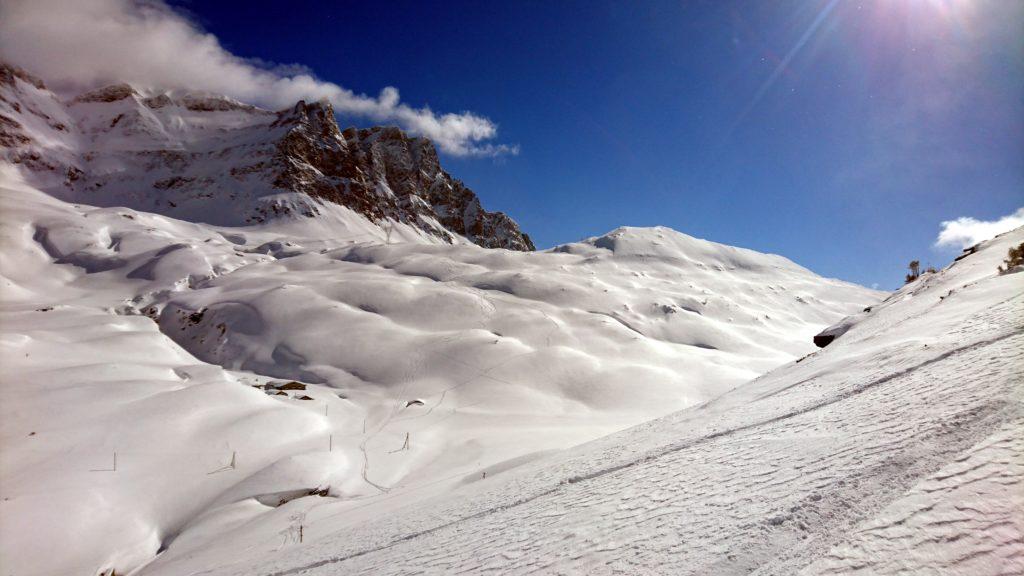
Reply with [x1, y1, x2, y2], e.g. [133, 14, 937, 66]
[90, 451, 117, 472]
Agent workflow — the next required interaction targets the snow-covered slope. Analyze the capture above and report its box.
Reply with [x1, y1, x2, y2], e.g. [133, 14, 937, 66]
[0, 154, 881, 576]
[8, 54, 1011, 576]
[145, 228, 1022, 576]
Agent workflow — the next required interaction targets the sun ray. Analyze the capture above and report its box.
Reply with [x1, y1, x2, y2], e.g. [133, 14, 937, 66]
[727, 0, 841, 136]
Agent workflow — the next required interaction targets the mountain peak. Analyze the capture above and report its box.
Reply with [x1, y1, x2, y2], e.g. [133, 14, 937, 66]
[72, 83, 139, 104]
[553, 226, 799, 274]
[268, 100, 533, 249]
[0, 61, 46, 90]
[0, 65, 534, 251]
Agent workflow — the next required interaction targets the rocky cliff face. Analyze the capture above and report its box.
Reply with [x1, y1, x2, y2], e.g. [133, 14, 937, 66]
[0, 62, 533, 251]
[272, 101, 534, 250]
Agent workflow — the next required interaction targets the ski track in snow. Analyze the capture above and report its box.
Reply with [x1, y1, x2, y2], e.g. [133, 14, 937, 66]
[246, 330, 1024, 576]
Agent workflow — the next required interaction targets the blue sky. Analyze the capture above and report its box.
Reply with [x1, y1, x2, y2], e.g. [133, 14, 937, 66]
[171, 1, 1022, 288]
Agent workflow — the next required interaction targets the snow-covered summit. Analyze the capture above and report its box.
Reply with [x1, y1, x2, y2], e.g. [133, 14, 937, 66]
[559, 225, 807, 273]
[0, 62, 533, 249]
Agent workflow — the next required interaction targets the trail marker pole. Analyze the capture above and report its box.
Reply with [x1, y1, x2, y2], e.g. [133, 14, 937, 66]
[207, 450, 237, 475]
[89, 451, 117, 472]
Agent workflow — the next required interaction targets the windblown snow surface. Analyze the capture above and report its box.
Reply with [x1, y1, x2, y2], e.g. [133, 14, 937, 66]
[4, 67, 1017, 576]
[147, 227, 1023, 576]
[0, 161, 887, 575]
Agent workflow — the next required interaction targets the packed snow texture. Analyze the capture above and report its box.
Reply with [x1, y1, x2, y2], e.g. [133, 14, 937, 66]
[0, 162, 882, 575]
[142, 228, 1021, 576]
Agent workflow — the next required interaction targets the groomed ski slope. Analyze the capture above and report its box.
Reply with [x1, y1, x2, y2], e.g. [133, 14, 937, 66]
[168, 227, 1024, 576]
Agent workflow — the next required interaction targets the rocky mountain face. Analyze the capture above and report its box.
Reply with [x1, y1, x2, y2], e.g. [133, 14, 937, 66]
[0, 62, 534, 250]
[274, 102, 534, 250]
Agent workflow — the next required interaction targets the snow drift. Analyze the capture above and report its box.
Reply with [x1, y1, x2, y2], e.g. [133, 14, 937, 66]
[158, 228, 1023, 576]
[0, 169, 882, 575]
[0, 63, 900, 576]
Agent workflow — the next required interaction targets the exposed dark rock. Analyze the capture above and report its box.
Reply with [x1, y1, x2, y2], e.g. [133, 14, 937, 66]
[813, 334, 835, 348]
[954, 244, 980, 262]
[143, 94, 173, 109]
[0, 62, 46, 90]
[73, 84, 138, 104]
[179, 94, 260, 113]
[271, 101, 534, 251]
[1, 66, 534, 251]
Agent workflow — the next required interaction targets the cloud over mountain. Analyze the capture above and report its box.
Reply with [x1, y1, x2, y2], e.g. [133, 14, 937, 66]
[935, 207, 1024, 249]
[0, 0, 515, 157]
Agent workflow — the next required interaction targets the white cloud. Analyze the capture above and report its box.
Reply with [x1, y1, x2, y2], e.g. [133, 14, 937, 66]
[0, 0, 514, 157]
[934, 207, 1024, 249]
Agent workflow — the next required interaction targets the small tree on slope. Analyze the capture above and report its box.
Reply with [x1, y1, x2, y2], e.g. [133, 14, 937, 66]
[905, 260, 921, 284]
[998, 242, 1024, 275]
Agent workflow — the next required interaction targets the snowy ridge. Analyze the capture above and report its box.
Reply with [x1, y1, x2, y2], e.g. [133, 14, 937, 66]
[153, 228, 1022, 575]
[0, 158, 882, 575]
[0, 62, 533, 249]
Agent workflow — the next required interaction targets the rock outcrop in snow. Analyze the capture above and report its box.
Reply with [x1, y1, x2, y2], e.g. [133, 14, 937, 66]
[273, 101, 534, 250]
[0, 62, 533, 250]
